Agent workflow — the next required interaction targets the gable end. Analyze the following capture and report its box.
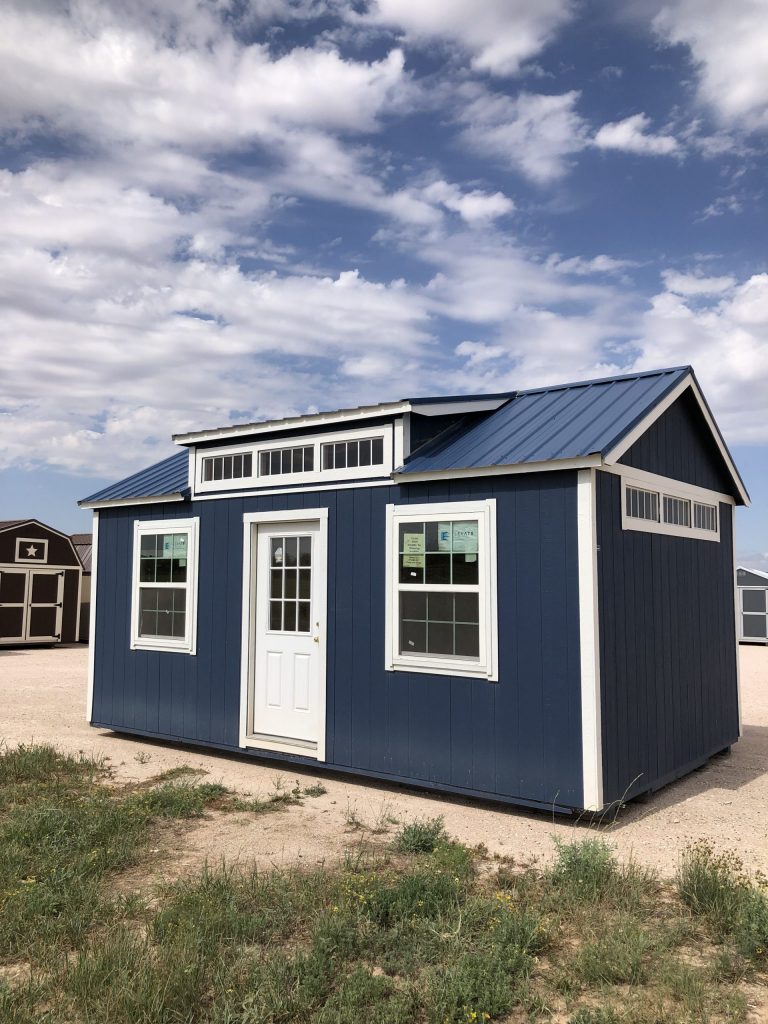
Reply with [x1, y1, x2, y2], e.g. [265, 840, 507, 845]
[618, 389, 738, 497]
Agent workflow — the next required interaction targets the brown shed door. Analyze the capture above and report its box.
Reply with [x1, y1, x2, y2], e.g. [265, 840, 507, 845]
[0, 569, 64, 643]
[0, 570, 28, 641]
[27, 571, 64, 641]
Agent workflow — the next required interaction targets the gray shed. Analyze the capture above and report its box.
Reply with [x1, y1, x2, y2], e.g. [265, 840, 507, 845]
[737, 566, 768, 643]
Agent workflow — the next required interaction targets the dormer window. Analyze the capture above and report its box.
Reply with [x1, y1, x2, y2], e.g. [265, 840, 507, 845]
[194, 424, 394, 494]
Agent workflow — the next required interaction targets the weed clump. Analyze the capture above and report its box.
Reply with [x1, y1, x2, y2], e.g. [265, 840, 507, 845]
[678, 840, 768, 962]
[393, 815, 448, 854]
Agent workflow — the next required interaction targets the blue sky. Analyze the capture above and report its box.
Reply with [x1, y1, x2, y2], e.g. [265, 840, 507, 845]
[0, 0, 765, 562]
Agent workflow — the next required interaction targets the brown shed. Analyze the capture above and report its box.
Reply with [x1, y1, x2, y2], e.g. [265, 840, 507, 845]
[0, 520, 83, 646]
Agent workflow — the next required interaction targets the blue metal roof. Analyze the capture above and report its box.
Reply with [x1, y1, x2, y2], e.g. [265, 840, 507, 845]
[400, 367, 691, 474]
[80, 450, 189, 506]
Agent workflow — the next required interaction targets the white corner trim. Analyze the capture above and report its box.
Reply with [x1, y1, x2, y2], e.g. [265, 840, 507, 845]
[603, 375, 749, 506]
[577, 468, 603, 812]
[129, 517, 200, 655]
[86, 510, 99, 722]
[732, 514, 742, 735]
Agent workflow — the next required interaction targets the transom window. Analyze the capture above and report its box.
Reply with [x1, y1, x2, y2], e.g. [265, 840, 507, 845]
[195, 426, 392, 493]
[693, 502, 717, 532]
[387, 501, 497, 680]
[260, 446, 314, 477]
[202, 452, 252, 482]
[625, 486, 659, 523]
[131, 519, 199, 654]
[621, 476, 721, 541]
[663, 495, 690, 527]
[322, 436, 384, 470]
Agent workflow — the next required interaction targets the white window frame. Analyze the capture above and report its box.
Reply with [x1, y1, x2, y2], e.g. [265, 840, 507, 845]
[193, 423, 394, 494]
[739, 588, 768, 642]
[15, 537, 49, 564]
[130, 517, 199, 654]
[619, 470, 722, 542]
[385, 499, 498, 681]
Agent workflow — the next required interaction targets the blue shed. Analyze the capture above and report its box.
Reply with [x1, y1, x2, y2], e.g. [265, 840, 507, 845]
[80, 366, 749, 813]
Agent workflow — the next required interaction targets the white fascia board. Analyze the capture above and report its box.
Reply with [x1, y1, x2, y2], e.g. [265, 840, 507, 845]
[577, 468, 603, 813]
[603, 375, 750, 506]
[393, 454, 602, 484]
[173, 401, 412, 446]
[78, 493, 186, 510]
[737, 565, 768, 582]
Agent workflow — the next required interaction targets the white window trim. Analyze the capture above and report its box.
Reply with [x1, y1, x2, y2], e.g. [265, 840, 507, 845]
[385, 499, 498, 681]
[193, 423, 394, 495]
[15, 537, 49, 564]
[130, 517, 199, 655]
[613, 468, 725, 542]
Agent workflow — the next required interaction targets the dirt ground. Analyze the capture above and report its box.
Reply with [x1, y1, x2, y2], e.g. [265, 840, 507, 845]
[1, 644, 767, 876]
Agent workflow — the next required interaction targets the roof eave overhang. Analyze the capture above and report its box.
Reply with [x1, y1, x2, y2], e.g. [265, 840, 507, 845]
[172, 402, 414, 447]
[78, 492, 186, 510]
[602, 372, 750, 506]
[392, 453, 603, 483]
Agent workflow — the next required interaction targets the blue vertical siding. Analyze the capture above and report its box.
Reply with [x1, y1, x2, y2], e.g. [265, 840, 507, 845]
[619, 389, 737, 496]
[596, 470, 739, 805]
[92, 471, 585, 810]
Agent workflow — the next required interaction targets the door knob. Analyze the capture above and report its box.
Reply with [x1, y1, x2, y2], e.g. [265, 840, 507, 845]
[313, 635, 320, 644]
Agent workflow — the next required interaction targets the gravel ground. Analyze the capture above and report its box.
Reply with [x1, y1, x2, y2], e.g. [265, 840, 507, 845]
[1, 643, 767, 875]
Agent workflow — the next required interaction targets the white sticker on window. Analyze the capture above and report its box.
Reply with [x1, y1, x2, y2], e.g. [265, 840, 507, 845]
[452, 522, 478, 554]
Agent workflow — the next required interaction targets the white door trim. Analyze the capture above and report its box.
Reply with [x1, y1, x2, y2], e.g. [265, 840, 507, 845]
[240, 508, 328, 761]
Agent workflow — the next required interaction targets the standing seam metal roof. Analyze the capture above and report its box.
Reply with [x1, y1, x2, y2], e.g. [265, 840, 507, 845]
[80, 366, 740, 505]
[399, 367, 690, 473]
[80, 450, 189, 505]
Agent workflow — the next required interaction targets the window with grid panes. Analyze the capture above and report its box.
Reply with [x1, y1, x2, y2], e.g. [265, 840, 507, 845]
[268, 535, 312, 633]
[132, 520, 198, 652]
[388, 502, 497, 678]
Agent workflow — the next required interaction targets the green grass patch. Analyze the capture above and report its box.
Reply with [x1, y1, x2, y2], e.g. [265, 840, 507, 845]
[393, 815, 448, 853]
[0, 747, 764, 1022]
[677, 840, 768, 963]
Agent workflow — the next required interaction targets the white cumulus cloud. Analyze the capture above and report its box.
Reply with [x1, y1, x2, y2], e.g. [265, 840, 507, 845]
[594, 113, 679, 155]
[356, 0, 574, 76]
[653, 0, 768, 131]
[459, 89, 589, 183]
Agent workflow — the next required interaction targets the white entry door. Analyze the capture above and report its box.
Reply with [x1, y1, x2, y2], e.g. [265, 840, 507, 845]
[251, 519, 326, 754]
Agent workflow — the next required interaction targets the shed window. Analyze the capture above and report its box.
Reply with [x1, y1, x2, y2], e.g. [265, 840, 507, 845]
[259, 445, 314, 477]
[625, 486, 659, 522]
[202, 453, 252, 483]
[693, 502, 718, 532]
[387, 501, 497, 680]
[131, 519, 199, 654]
[663, 495, 691, 527]
[621, 476, 722, 542]
[322, 436, 384, 470]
